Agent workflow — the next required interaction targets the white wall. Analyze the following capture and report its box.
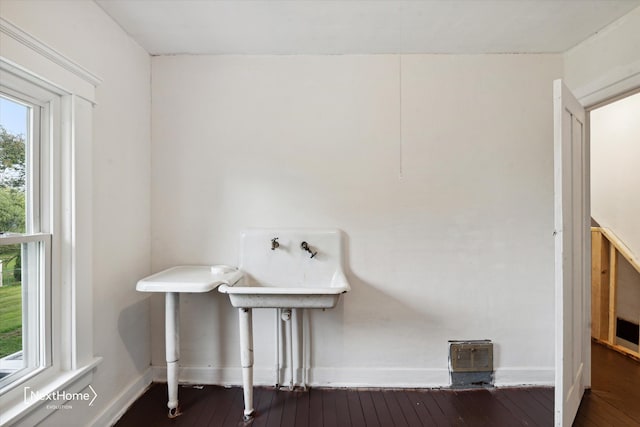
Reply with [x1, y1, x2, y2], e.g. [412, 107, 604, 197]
[591, 93, 640, 331]
[151, 54, 562, 386]
[591, 92, 640, 257]
[0, 1, 152, 425]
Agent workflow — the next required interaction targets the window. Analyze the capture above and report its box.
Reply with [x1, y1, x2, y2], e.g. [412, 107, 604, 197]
[0, 20, 100, 425]
[0, 91, 51, 390]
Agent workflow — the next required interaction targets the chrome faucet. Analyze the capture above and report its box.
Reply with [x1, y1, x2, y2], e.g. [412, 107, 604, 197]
[271, 237, 280, 250]
[300, 241, 317, 258]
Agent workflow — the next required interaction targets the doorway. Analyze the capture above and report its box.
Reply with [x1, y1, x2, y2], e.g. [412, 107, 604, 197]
[589, 90, 640, 356]
[555, 81, 640, 425]
[581, 90, 640, 422]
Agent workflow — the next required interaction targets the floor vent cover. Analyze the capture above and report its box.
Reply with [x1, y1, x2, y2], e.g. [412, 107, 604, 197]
[449, 340, 493, 388]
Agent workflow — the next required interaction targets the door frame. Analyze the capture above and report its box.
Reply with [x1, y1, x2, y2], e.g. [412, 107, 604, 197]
[571, 61, 640, 108]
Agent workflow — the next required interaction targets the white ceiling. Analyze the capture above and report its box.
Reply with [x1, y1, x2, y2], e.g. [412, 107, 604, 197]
[95, 0, 640, 55]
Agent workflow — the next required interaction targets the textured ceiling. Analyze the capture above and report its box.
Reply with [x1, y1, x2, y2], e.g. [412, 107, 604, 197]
[96, 0, 640, 55]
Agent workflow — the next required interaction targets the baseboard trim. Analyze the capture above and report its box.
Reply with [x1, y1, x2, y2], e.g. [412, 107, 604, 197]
[494, 368, 555, 387]
[307, 367, 450, 388]
[151, 366, 277, 387]
[90, 368, 153, 427]
[150, 365, 553, 388]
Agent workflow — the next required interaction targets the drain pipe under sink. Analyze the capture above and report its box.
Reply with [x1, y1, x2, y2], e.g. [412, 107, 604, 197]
[275, 309, 281, 387]
[275, 308, 308, 391]
[302, 308, 309, 390]
[281, 308, 294, 390]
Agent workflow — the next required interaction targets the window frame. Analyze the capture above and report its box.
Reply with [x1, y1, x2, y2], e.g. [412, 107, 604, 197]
[0, 70, 56, 392]
[0, 90, 51, 386]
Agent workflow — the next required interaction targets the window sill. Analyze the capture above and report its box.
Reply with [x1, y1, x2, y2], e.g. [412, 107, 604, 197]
[0, 357, 103, 426]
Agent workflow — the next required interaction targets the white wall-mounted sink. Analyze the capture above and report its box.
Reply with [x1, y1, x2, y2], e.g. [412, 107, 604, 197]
[218, 228, 350, 421]
[218, 229, 350, 308]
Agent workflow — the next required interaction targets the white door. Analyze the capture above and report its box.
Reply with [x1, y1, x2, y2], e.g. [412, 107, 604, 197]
[553, 79, 590, 426]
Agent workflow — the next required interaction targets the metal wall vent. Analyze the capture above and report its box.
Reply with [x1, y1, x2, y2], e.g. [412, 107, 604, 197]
[449, 340, 494, 388]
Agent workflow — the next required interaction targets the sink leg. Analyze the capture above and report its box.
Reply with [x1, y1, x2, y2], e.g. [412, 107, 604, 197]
[166, 292, 181, 417]
[239, 308, 255, 420]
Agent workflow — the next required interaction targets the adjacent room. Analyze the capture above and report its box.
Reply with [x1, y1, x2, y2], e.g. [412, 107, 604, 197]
[0, 1, 638, 426]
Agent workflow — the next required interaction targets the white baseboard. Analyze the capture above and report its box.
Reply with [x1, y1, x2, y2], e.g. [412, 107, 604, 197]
[307, 367, 450, 388]
[90, 368, 153, 427]
[151, 365, 554, 389]
[151, 366, 277, 387]
[494, 368, 555, 387]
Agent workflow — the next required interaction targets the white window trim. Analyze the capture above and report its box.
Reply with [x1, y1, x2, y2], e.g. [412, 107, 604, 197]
[0, 18, 102, 426]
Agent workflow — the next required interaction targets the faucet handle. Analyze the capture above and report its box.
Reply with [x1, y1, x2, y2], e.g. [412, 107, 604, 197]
[300, 241, 317, 258]
[271, 237, 279, 250]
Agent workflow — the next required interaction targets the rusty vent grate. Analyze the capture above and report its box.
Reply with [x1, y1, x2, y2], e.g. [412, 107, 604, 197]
[450, 341, 493, 372]
[449, 340, 494, 388]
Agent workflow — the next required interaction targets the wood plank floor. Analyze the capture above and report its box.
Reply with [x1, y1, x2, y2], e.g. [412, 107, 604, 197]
[574, 341, 640, 426]
[115, 342, 639, 426]
[115, 385, 553, 427]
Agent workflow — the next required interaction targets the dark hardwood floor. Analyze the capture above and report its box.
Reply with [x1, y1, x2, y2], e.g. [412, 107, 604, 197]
[115, 342, 639, 426]
[115, 385, 553, 427]
[573, 341, 640, 426]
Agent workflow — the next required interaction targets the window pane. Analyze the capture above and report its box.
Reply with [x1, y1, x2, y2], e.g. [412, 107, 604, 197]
[0, 241, 44, 386]
[0, 96, 28, 234]
[0, 93, 44, 390]
[0, 244, 23, 380]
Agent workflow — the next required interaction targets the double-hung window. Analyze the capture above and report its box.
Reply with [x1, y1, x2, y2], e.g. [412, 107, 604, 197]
[0, 85, 52, 390]
[0, 19, 100, 425]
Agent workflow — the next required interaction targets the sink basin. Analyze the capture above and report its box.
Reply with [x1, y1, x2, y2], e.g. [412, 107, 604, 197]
[218, 270, 348, 308]
[218, 229, 350, 308]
